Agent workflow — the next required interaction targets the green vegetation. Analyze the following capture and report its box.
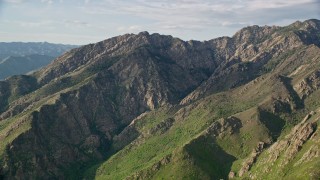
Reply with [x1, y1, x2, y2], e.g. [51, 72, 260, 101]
[0, 114, 32, 161]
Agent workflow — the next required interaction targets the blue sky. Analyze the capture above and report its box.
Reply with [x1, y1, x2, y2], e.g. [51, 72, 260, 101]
[0, 0, 319, 45]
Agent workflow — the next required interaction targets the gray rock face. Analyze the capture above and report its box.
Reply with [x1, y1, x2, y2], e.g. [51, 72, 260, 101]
[294, 70, 320, 99]
[206, 116, 242, 138]
[181, 20, 320, 105]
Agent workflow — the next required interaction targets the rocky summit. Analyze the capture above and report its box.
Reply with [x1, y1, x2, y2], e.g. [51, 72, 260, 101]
[0, 19, 320, 179]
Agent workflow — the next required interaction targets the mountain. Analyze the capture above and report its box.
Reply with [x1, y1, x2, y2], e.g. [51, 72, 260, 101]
[0, 55, 54, 80]
[0, 42, 78, 80]
[0, 42, 77, 59]
[0, 19, 320, 179]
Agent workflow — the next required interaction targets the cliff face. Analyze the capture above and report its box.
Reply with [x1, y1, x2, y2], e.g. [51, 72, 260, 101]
[0, 19, 320, 179]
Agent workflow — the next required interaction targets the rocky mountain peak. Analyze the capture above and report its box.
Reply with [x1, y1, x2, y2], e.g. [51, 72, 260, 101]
[301, 19, 320, 35]
[293, 19, 320, 31]
[138, 31, 150, 36]
[232, 25, 279, 44]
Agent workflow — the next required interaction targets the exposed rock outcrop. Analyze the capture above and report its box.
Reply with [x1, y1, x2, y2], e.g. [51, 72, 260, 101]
[205, 116, 242, 138]
[148, 118, 175, 135]
[294, 70, 320, 99]
[238, 142, 266, 177]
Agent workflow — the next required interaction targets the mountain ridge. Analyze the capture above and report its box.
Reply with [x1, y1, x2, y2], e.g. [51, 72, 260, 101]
[0, 19, 320, 179]
[0, 42, 78, 80]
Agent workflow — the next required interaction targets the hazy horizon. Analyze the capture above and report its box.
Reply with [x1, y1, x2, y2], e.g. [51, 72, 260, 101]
[0, 0, 319, 45]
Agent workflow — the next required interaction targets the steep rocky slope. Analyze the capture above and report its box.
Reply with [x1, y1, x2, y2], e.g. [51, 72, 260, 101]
[0, 19, 320, 179]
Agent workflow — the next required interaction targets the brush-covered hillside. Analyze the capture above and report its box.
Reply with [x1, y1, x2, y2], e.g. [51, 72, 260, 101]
[0, 19, 320, 179]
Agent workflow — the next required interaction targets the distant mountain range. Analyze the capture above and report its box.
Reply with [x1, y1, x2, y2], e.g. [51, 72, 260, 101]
[0, 42, 78, 80]
[0, 19, 320, 179]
